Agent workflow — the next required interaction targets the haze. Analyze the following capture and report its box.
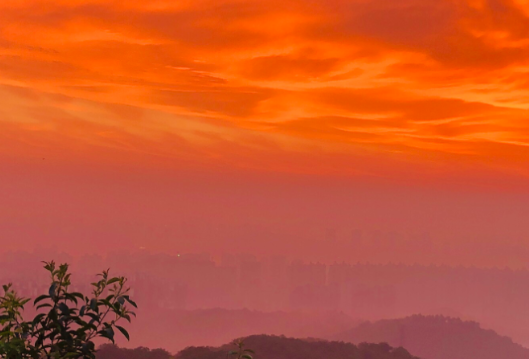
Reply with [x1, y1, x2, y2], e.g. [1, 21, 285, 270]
[2, 1, 529, 358]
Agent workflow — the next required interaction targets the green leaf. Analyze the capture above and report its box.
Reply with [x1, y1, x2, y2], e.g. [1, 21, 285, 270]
[123, 296, 138, 308]
[49, 283, 57, 299]
[89, 298, 97, 312]
[115, 325, 130, 341]
[58, 302, 70, 315]
[33, 295, 49, 304]
[107, 278, 120, 285]
[85, 313, 100, 322]
[102, 327, 115, 343]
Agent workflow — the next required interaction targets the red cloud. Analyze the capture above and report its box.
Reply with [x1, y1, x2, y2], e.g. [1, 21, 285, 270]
[2, 0, 529, 184]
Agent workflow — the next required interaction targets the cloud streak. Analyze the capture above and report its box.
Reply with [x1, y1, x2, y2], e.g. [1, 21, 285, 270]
[2, 0, 529, 184]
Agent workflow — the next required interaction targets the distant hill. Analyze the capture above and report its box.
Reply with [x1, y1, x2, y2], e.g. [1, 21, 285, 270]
[175, 335, 420, 359]
[125, 308, 358, 352]
[97, 345, 172, 359]
[333, 315, 529, 359]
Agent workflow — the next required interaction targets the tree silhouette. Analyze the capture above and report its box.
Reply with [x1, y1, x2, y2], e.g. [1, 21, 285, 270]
[228, 339, 254, 359]
[0, 261, 136, 359]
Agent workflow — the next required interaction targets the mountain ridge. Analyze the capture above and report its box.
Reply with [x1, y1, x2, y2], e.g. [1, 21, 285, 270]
[333, 315, 529, 359]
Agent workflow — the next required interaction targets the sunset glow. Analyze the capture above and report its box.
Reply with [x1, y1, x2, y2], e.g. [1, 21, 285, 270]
[2, 0, 529, 184]
[6, 3, 529, 355]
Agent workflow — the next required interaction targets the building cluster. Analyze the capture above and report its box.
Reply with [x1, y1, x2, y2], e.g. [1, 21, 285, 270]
[4, 250, 529, 327]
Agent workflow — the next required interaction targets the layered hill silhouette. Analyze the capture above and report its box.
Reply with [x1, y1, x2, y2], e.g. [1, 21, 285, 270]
[333, 315, 529, 359]
[126, 308, 358, 352]
[97, 345, 172, 359]
[97, 335, 419, 359]
[178, 335, 419, 359]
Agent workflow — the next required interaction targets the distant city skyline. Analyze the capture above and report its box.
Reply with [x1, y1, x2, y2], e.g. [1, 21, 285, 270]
[2, 0, 529, 269]
[3, 249, 529, 349]
[2, 0, 529, 357]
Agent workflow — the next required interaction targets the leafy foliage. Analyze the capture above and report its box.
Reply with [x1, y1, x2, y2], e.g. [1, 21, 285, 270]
[227, 339, 254, 359]
[0, 261, 136, 359]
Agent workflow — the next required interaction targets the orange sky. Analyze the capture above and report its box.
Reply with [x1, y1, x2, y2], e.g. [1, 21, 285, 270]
[3, 0, 529, 265]
[2, 0, 529, 185]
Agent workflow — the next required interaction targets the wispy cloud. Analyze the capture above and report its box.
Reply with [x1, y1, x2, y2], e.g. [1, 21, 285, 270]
[2, 0, 529, 183]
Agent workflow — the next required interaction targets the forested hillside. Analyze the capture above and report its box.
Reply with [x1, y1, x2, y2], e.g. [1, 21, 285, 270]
[334, 315, 529, 359]
[125, 308, 357, 352]
[97, 335, 419, 359]
[176, 335, 419, 359]
[97, 345, 172, 359]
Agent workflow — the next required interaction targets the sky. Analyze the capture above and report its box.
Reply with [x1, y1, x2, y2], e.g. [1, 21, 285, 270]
[2, 0, 529, 266]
